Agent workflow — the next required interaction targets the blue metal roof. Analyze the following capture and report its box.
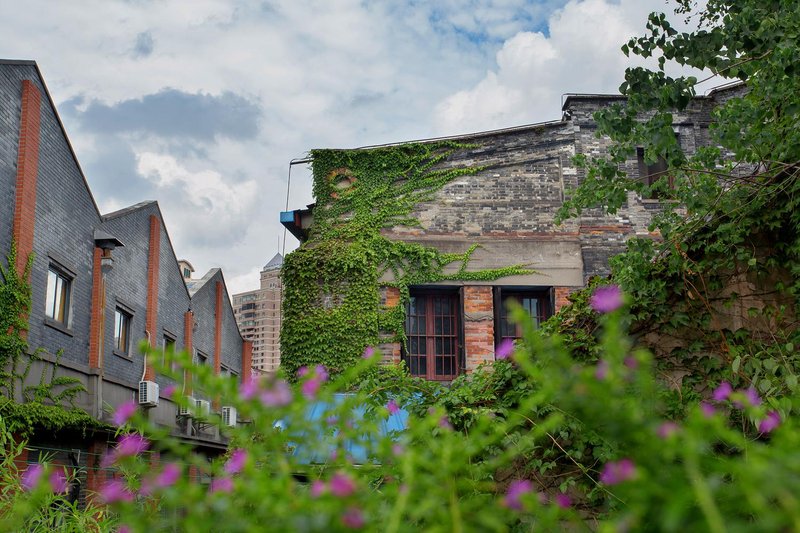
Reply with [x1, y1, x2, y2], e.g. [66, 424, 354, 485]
[282, 393, 408, 465]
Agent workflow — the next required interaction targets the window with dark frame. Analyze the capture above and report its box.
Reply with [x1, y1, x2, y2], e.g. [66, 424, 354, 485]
[496, 289, 551, 344]
[45, 267, 71, 325]
[637, 133, 678, 198]
[403, 290, 460, 381]
[196, 350, 208, 366]
[114, 308, 132, 355]
[163, 333, 176, 368]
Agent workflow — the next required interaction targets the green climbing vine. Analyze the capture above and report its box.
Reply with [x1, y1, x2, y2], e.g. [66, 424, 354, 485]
[281, 141, 532, 377]
[0, 244, 101, 436]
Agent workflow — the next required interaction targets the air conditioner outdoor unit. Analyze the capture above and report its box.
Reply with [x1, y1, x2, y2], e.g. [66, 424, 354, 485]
[194, 399, 211, 417]
[221, 406, 238, 427]
[178, 396, 194, 417]
[138, 380, 159, 407]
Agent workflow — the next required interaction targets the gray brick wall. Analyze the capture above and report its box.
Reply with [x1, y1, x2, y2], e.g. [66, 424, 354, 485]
[0, 63, 103, 367]
[190, 269, 243, 377]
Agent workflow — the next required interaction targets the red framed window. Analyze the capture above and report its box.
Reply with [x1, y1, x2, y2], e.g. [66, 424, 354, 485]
[404, 291, 460, 381]
[496, 289, 551, 343]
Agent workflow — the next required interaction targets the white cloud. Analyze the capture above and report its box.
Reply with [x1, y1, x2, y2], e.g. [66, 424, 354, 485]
[434, 0, 698, 134]
[0, 0, 698, 294]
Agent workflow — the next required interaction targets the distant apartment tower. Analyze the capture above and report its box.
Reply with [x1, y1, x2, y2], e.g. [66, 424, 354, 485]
[232, 254, 283, 373]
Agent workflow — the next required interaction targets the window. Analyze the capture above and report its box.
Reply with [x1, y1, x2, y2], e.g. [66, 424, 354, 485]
[114, 308, 132, 355]
[496, 289, 551, 344]
[637, 134, 678, 197]
[163, 333, 176, 367]
[183, 267, 191, 278]
[403, 291, 460, 381]
[45, 267, 71, 325]
[196, 350, 208, 366]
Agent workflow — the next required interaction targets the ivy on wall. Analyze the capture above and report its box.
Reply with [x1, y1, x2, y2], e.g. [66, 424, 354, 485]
[0, 244, 103, 436]
[281, 142, 532, 377]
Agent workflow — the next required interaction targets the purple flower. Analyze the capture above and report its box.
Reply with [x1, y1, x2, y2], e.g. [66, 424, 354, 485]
[744, 387, 761, 407]
[240, 377, 259, 400]
[260, 379, 292, 406]
[311, 479, 327, 497]
[225, 449, 247, 475]
[438, 416, 452, 430]
[162, 384, 177, 398]
[326, 415, 338, 426]
[341, 507, 365, 529]
[700, 401, 716, 418]
[656, 421, 680, 439]
[589, 285, 623, 313]
[99, 479, 134, 504]
[495, 339, 515, 360]
[49, 469, 68, 493]
[599, 458, 637, 485]
[210, 477, 234, 494]
[758, 411, 781, 433]
[503, 479, 533, 511]
[116, 434, 150, 458]
[21, 464, 43, 491]
[362, 346, 375, 359]
[112, 400, 138, 426]
[554, 493, 572, 509]
[712, 381, 732, 402]
[141, 463, 181, 495]
[386, 400, 400, 415]
[595, 360, 609, 380]
[297, 366, 309, 378]
[392, 444, 404, 457]
[623, 356, 638, 370]
[117, 526, 132, 533]
[315, 365, 329, 382]
[330, 471, 356, 497]
[302, 378, 322, 399]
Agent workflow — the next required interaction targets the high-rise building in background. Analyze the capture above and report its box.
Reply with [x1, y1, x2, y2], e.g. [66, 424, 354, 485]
[232, 253, 283, 373]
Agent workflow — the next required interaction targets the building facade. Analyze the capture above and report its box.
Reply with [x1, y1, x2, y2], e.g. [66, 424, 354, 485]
[282, 85, 740, 380]
[232, 253, 283, 373]
[0, 60, 251, 503]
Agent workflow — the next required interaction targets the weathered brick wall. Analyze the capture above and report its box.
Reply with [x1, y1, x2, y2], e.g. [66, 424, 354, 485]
[463, 286, 494, 372]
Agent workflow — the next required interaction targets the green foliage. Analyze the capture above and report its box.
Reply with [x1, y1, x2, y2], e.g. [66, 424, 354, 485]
[0, 245, 94, 437]
[282, 142, 532, 377]
[6, 308, 800, 531]
[0, 416, 114, 532]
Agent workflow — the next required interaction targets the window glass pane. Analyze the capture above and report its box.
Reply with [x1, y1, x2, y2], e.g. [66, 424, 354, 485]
[46, 269, 70, 324]
[114, 309, 132, 354]
[45, 270, 57, 319]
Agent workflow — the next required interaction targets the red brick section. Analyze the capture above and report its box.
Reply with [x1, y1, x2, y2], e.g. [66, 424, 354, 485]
[463, 286, 495, 373]
[241, 340, 252, 383]
[88, 248, 103, 368]
[380, 287, 402, 364]
[214, 281, 223, 375]
[145, 215, 161, 381]
[84, 441, 105, 504]
[12, 80, 41, 276]
[554, 286, 574, 313]
[184, 311, 194, 394]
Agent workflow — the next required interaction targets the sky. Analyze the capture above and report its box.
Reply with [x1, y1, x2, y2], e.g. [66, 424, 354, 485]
[0, 0, 700, 295]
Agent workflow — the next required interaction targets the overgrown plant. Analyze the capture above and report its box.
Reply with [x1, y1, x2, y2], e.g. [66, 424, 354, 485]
[6, 288, 800, 531]
[281, 142, 532, 377]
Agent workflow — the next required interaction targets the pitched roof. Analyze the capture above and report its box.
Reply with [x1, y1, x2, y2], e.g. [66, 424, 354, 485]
[263, 253, 283, 271]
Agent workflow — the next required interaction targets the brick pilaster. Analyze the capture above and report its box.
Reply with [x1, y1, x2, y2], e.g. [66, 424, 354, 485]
[145, 215, 160, 381]
[554, 287, 574, 313]
[88, 248, 103, 368]
[463, 286, 495, 372]
[214, 281, 223, 375]
[12, 79, 41, 276]
[241, 340, 252, 383]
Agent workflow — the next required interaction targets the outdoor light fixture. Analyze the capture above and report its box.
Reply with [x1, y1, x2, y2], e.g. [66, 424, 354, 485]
[93, 229, 124, 273]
